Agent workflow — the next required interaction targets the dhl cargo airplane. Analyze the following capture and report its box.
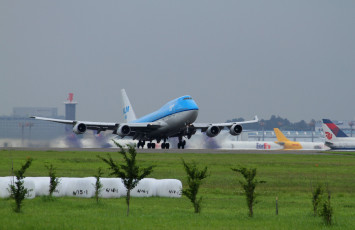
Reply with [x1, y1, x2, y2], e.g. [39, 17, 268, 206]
[274, 128, 326, 150]
[322, 119, 355, 150]
[31, 89, 258, 149]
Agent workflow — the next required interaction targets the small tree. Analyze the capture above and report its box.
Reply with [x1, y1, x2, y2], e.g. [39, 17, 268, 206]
[94, 167, 103, 204]
[8, 158, 33, 213]
[182, 159, 209, 213]
[232, 166, 265, 217]
[320, 185, 333, 226]
[311, 183, 323, 216]
[46, 164, 60, 199]
[98, 141, 155, 216]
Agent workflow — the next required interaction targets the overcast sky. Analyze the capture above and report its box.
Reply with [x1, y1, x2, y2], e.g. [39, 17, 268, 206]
[1, 1, 354, 123]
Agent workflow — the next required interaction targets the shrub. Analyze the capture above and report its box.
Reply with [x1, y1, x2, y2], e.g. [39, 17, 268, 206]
[232, 166, 265, 217]
[311, 183, 323, 216]
[94, 168, 103, 204]
[46, 164, 60, 199]
[182, 159, 209, 213]
[98, 141, 155, 216]
[320, 187, 333, 225]
[8, 158, 33, 213]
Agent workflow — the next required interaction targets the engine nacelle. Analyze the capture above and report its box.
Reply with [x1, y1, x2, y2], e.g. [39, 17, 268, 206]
[73, 123, 87, 134]
[230, 124, 243, 136]
[206, 125, 220, 137]
[117, 125, 131, 136]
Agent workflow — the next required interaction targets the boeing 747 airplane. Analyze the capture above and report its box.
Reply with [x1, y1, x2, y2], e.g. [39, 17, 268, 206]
[31, 89, 258, 149]
[322, 119, 355, 150]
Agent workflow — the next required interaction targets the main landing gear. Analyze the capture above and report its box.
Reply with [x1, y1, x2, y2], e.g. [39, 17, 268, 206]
[147, 142, 156, 149]
[137, 140, 156, 149]
[161, 141, 170, 149]
[159, 138, 170, 149]
[177, 136, 186, 149]
[137, 140, 145, 149]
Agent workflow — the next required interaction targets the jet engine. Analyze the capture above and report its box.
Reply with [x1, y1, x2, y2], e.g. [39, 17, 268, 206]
[73, 123, 87, 134]
[206, 125, 220, 137]
[117, 125, 131, 136]
[229, 124, 243, 136]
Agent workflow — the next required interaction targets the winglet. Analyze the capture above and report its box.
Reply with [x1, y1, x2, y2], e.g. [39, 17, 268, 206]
[121, 89, 137, 122]
[254, 115, 259, 122]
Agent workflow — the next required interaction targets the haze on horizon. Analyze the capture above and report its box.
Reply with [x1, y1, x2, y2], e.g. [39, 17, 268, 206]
[1, 1, 354, 123]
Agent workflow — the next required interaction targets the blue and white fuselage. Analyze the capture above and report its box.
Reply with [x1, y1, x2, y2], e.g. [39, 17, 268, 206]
[131, 96, 199, 139]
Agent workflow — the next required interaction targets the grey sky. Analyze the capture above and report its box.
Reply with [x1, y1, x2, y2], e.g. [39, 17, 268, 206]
[1, 1, 355, 123]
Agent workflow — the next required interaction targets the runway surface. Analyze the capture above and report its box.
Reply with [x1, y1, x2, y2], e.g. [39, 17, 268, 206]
[1, 147, 332, 155]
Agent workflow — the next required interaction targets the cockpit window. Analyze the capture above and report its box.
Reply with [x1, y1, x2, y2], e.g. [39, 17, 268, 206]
[183, 97, 192, 100]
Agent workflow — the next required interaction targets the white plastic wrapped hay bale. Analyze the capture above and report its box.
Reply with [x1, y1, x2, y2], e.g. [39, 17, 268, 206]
[131, 178, 157, 197]
[23, 178, 36, 199]
[26, 177, 50, 196]
[0, 177, 35, 199]
[51, 177, 70, 197]
[0, 177, 13, 198]
[65, 178, 95, 198]
[155, 179, 182, 198]
[99, 178, 125, 198]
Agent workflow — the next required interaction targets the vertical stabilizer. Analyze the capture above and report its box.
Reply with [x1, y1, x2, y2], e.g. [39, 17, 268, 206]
[274, 128, 291, 142]
[121, 89, 137, 122]
[322, 119, 348, 142]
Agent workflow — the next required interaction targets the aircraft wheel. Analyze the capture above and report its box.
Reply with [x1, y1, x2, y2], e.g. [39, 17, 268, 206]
[162, 143, 166, 149]
[166, 143, 170, 149]
[177, 143, 181, 149]
[152, 143, 156, 149]
[147, 143, 151, 149]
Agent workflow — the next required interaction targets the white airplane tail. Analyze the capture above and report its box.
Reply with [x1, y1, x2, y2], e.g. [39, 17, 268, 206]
[121, 89, 137, 122]
[322, 119, 348, 142]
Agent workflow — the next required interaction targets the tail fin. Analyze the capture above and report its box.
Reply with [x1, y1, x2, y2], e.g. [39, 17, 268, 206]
[322, 119, 348, 140]
[274, 128, 291, 142]
[121, 89, 137, 122]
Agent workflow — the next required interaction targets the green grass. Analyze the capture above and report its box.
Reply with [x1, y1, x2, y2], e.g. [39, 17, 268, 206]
[1, 149, 355, 229]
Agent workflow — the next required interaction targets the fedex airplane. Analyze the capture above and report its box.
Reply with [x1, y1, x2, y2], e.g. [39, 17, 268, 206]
[31, 89, 258, 149]
[273, 128, 326, 150]
[322, 119, 355, 150]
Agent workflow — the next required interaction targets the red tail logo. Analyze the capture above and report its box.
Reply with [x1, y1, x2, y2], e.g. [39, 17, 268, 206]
[325, 132, 332, 140]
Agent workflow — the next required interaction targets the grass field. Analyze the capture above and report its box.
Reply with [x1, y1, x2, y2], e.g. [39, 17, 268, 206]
[1, 149, 355, 229]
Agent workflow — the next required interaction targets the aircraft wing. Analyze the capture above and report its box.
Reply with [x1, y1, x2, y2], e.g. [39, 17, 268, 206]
[30, 116, 117, 130]
[30, 116, 163, 134]
[193, 116, 259, 131]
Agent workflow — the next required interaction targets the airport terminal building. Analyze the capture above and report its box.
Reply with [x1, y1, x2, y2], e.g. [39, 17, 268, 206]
[0, 107, 66, 141]
[0, 94, 79, 147]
